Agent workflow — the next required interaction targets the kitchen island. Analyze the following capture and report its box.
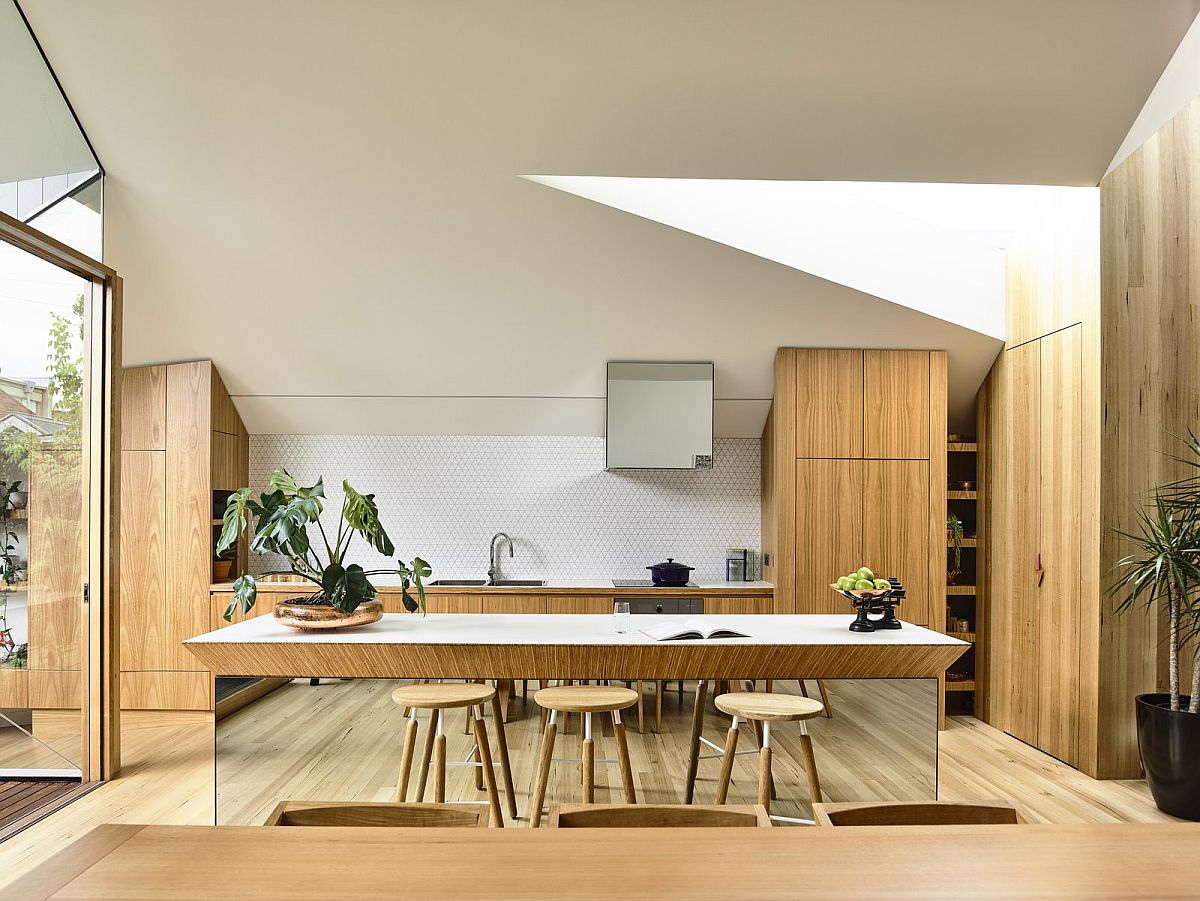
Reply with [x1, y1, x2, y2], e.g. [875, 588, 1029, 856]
[186, 614, 966, 825]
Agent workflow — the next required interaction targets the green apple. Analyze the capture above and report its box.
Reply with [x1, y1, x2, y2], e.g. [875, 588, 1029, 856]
[854, 579, 874, 591]
[856, 567, 875, 581]
[873, 578, 890, 590]
[836, 576, 853, 590]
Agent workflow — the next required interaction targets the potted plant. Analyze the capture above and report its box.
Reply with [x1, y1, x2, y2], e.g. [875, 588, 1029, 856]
[946, 512, 964, 585]
[216, 467, 430, 629]
[1111, 477, 1200, 820]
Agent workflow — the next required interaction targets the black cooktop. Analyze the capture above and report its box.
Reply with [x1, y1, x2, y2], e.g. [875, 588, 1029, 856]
[612, 579, 699, 588]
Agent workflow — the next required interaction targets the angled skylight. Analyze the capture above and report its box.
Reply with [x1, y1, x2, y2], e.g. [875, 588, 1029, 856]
[526, 177, 1093, 342]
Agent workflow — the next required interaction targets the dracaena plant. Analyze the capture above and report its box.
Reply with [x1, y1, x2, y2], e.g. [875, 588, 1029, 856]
[215, 467, 430, 622]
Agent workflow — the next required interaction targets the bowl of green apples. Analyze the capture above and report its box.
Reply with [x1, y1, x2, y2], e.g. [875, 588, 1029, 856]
[830, 566, 892, 597]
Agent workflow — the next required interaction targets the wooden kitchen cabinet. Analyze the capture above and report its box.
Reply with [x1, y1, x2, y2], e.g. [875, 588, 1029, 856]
[764, 348, 946, 623]
[544, 596, 612, 614]
[790, 349, 864, 458]
[121, 361, 248, 710]
[794, 459, 862, 615]
[864, 351, 931, 459]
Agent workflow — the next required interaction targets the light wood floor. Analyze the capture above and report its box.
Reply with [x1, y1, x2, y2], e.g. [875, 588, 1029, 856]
[0, 681, 1177, 888]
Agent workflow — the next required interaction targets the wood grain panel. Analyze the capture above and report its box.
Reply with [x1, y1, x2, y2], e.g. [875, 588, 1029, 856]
[1038, 326, 1082, 766]
[27, 670, 81, 709]
[482, 595, 546, 614]
[760, 405, 777, 592]
[119, 452, 168, 670]
[927, 352, 948, 631]
[120, 366, 165, 451]
[27, 449, 82, 673]
[164, 363, 212, 676]
[0, 666, 28, 707]
[211, 590, 277, 630]
[423, 595, 483, 614]
[705, 597, 773, 614]
[210, 431, 240, 492]
[119, 671, 211, 711]
[544, 596, 611, 614]
[1004, 341, 1041, 748]
[794, 459, 862, 615]
[863, 351, 930, 459]
[186, 634, 966, 681]
[209, 366, 241, 437]
[788, 348, 864, 458]
[862, 461, 931, 626]
[1097, 96, 1199, 777]
[18, 822, 1200, 901]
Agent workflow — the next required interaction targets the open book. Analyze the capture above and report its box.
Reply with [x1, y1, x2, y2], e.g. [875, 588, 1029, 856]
[640, 618, 750, 641]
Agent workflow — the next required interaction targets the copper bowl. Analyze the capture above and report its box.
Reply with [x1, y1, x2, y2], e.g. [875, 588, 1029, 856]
[273, 598, 384, 630]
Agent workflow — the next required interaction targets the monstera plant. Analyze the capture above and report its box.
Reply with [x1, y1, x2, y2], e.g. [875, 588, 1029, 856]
[215, 467, 430, 622]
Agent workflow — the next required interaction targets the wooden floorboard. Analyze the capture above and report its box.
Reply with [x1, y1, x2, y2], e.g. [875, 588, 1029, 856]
[0, 685, 1180, 890]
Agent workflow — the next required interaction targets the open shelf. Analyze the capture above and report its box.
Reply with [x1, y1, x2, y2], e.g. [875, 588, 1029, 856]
[948, 538, 977, 548]
[948, 442, 978, 452]
[947, 631, 976, 642]
[945, 585, 976, 595]
[947, 490, 977, 500]
[944, 680, 975, 692]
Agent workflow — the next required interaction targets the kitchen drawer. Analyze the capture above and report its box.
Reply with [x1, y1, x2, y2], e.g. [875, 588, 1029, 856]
[627, 598, 705, 615]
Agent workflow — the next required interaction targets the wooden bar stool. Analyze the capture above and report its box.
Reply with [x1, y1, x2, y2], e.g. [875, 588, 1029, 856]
[529, 685, 638, 827]
[391, 682, 517, 826]
[549, 803, 771, 828]
[684, 679, 775, 804]
[813, 800, 1027, 826]
[263, 800, 492, 828]
[713, 691, 823, 822]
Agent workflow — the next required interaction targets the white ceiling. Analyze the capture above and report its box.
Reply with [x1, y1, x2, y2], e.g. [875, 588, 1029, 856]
[17, 0, 1200, 435]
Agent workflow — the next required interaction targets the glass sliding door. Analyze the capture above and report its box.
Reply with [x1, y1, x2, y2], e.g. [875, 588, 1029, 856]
[0, 236, 93, 780]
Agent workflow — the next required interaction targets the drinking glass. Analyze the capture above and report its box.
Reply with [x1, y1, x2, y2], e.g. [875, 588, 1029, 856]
[613, 600, 631, 633]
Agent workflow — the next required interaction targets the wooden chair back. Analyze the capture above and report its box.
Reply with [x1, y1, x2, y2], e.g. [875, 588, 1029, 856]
[549, 803, 771, 828]
[813, 800, 1026, 826]
[263, 801, 491, 828]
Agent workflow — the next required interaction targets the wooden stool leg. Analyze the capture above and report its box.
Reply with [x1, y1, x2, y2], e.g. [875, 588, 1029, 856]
[799, 724, 823, 803]
[684, 679, 708, 804]
[415, 710, 436, 801]
[394, 712, 419, 802]
[715, 722, 739, 805]
[496, 679, 512, 723]
[636, 682, 645, 734]
[749, 717, 777, 800]
[530, 716, 559, 828]
[655, 680, 663, 734]
[472, 705, 504, 827]
[758, 722, 772, 815]
[490, 693, 518, 821]
[612, 710, 637, 804]
[582, 712, 595, 804]
[817, 680, 834, 718]
[798, 680, 810, 698]
[473, 741, 485, 791]
[433, 710, 447, 804]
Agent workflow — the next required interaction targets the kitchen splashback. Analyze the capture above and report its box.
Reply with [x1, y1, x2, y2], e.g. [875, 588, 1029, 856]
[248, 435, 760, 582]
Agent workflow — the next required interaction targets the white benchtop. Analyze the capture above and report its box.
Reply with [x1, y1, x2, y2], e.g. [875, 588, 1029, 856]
[186, 613, 966, 648]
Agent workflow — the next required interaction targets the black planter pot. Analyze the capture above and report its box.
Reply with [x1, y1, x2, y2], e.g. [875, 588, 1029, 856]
[1136, 693, 1200, 820]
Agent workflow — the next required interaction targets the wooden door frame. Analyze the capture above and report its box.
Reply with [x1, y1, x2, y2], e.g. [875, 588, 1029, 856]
[0, 210, 122, 781]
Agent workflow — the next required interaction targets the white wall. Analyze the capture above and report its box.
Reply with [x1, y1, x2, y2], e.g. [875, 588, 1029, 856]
[248, 435, 760, 583]
[1108, 11, 1200, 174]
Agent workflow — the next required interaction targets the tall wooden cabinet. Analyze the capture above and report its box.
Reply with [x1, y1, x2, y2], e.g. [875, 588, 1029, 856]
[120, 361, 248, 710]
[983, 326, 1084, 767]
[762, 349, 947, 629]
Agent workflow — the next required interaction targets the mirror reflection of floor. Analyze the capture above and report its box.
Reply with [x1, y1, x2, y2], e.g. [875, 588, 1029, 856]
[217, 678, 936, 826]
[0, 709, 82, 772]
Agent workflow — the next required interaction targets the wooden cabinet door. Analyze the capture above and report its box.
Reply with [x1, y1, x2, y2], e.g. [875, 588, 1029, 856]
[794, 459, 862, 614]
[1004, 340, 1042, 749]
[862, 460, 931, 626]
[1037, 326, 1081, 766]
[424, 594, 483, 614]
[544, 596, 612, 614]
[864, 351, 930, 459]
[211, 430, 241, 491]
[790, 349, 864, 458]
[120, 451, 168, 669]
[482, 594, 546, 613]
[705, 597, 773, 614]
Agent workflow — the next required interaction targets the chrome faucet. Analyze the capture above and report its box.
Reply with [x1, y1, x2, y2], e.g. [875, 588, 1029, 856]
[488, 532, 513, 585]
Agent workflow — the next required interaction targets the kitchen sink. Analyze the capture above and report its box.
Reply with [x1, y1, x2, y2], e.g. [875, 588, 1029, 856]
[429, 579, 488, 587]
[489, 579, 547, 587]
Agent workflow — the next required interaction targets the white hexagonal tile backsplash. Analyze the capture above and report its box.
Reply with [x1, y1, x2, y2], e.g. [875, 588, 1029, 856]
[248, 436, 760, 582]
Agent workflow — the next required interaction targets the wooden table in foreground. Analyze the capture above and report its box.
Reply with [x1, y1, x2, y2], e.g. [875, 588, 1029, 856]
[11, 823, 1199, 899]
[184, 613, 968, 680]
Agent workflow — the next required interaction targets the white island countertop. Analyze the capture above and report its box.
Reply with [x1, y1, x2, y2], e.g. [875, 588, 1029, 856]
[185, 614, 967, 681]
